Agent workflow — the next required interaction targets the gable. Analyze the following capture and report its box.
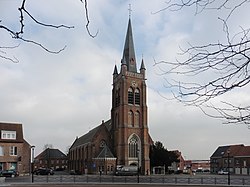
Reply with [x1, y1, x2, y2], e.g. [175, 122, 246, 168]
[36, 148, 67, 160]
[0, 122, 24, 143]
[70, 119, 111, 150]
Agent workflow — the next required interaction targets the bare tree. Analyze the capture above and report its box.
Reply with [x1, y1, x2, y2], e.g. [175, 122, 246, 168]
[154, 0, 250, 126]
[0, 0, 97, 63]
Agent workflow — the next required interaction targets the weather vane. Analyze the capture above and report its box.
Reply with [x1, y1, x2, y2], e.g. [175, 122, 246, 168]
[128, 4, 132, 18]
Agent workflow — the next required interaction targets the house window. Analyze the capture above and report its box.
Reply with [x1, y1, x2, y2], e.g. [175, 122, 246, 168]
[244, 160, 247, 167]
[135, 89, 140, 105]
[128, 88, 134, 104]
[0, 146, 3, 156]
[10, 146, 17, 156]
[1, 131, 16, 140]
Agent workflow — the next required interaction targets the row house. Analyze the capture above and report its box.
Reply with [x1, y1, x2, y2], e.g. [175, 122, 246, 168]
[0, 122, 31, 175]
[34, 148, 68, 170]
[210, 144, 250, 175]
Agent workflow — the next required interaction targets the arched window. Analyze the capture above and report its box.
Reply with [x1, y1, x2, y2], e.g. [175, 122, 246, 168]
[135, 88, 140, 105]
[128, 110, 134, 126]
[100, 140, 106, 148]
[128, 87, 134, 104]
[128, 134, 139, 158]
[135, 111, 140, 127]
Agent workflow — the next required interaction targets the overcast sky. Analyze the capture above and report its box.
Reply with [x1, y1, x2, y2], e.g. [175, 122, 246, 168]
[1, 0, 250, 160]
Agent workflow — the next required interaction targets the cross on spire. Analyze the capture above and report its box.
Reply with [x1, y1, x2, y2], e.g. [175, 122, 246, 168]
[128, 4, 132, 18]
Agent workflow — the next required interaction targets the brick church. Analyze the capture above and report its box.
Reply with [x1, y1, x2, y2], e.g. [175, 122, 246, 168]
[68, 17, 152, 175]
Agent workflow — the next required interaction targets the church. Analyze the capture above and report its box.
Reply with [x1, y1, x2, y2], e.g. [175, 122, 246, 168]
[68, 17, 152, 175]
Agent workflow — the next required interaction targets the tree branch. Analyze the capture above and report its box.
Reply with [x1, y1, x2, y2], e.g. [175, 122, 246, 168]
[154, 0, 250, 125]
[80, 0, 99, 38]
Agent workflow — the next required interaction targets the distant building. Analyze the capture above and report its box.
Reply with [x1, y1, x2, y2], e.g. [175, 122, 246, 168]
[210, 144, 250, 175]
[184, 160, 210, 172]
[34, 148, 67, 170]
[170, 150, 185, 171]
[0, 122, 31, 175]
[68, 17, 152, 175]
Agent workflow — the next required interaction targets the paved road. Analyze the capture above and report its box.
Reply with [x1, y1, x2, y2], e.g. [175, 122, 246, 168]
[6, 184, 249, 187]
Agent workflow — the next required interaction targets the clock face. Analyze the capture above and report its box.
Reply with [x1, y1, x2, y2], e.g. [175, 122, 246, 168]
[132, 81, 137, 87]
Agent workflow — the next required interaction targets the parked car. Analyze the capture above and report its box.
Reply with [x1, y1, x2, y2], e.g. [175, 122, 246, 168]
[174, 170, 183, 174]
[196, 169, 203, 173]
[69, 170, 82, 175]
[0, 170, 19, 177]
[33, 168, 54, 175]
[218, 170, 229, 175]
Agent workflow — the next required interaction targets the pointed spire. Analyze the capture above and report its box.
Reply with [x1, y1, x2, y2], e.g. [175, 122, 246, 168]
[122, 18, 137, 73]
[140, 58, 146, 70]
[140, 57, 146, 79]
[113, 65, 118, 75]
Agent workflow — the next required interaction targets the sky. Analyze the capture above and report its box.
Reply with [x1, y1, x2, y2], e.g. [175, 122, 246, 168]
[0, 0, 250, 160]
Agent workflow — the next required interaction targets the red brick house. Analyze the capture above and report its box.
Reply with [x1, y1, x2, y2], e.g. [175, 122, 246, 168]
[34, 148, 68, 170]
[0, 122, 31, 175]
[234, 146, 250, 175]
[170, 150, 185, 171]
[210, 144, 250, 175]
[68, 17, 152, 175]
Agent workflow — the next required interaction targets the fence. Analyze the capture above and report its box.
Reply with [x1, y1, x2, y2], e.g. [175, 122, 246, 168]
[32, 175, 250, 185]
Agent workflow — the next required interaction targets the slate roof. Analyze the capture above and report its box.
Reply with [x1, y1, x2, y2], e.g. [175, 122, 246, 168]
[70, 119, 111, 149]
[211, 145, 231, 158]
[35, 148, 67, 159]
[210, 144, 247, 158]
[122, 18, 137, 73]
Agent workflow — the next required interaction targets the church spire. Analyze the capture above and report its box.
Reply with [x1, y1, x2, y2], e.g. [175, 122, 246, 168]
[113, 64, 118, 75]
[122, 18, 137, 73]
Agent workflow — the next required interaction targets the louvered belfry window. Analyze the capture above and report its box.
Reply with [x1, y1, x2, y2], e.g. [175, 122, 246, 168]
[128, 87, 134, 104]
[135, 89, 140, 105]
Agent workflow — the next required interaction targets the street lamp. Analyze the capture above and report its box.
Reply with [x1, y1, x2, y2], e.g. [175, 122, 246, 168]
[31, 145, 35, 183]
[137, 148, 140, 183]
[227, 150, 230, 185]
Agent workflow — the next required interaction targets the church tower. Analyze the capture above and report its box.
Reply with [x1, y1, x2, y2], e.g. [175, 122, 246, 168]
[111, 18, 150, 174]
